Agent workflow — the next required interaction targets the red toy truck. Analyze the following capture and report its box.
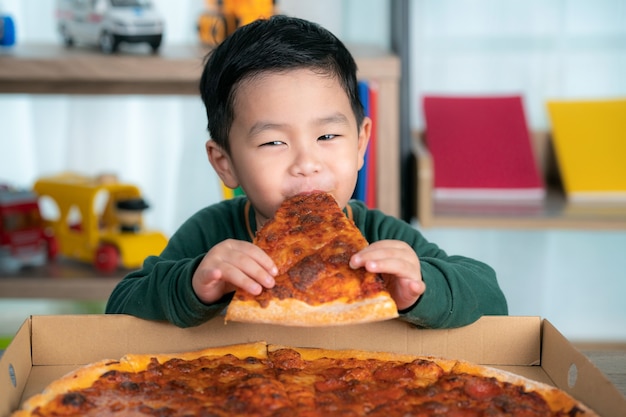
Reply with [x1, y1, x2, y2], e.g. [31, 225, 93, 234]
[0, 186, 57, 273]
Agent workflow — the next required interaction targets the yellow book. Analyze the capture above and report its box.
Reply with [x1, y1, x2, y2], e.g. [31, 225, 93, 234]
[221, 182, 234, 200]
[547, 98, 626, 202]
[221, 182, 245, 200]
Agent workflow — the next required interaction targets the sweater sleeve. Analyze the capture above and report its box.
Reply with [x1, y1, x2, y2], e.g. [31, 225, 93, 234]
[105, 198, 247, 328]
[350, 201, 508, 328]
[105, 254, 231, 327]
[402, 253, 507, 328]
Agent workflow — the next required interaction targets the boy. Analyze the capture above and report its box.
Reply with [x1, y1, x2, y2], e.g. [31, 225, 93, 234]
[105, 15, 508, 328]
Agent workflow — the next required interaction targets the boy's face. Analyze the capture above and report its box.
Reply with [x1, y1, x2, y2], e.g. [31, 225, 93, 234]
[208, 69, 371, 227]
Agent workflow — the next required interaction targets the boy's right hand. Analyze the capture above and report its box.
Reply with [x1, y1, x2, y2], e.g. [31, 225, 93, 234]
[192, 239, 277, 304]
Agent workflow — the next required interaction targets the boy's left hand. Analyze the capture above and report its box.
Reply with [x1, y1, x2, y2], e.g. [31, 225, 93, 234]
[350, 240, 425, 311]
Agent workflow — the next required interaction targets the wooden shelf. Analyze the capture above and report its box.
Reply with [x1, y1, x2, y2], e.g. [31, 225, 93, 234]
[0, 43, 401, 218]
[0, 43, 400, 94]
[412, 132, 626, 229]
[0, 260, 123, 300]
[0, 44, 205, 95]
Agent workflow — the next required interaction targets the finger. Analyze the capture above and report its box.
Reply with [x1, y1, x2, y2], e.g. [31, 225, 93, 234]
[350, 240, 412, 268]
[225, 250, 276, 289]
[217, 263, 266, 295]
[352, 247, 414, 275]
[359, 240, 411, 254]
[244, 244, 279, 277]
[213, 241, 277, 287]
[362, 257, 415, 279]
[386, 275, 425, 302]
[193, 267, 234, 303]
[406, 279, 426, 297]
[199, 240, 277, 294]
[224, 240, 278, 278]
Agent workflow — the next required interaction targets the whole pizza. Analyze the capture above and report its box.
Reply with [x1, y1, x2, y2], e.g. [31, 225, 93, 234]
[11, 341, 597, 416]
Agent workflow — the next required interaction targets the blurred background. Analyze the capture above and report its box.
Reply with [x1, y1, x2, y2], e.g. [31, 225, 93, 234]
[0, 0, 625, 344]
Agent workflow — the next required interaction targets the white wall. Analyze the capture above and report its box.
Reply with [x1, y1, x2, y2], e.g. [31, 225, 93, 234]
[419, 226, 626, 342]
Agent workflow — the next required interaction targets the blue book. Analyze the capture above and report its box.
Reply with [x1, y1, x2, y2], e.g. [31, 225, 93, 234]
[353, 81, 370, 202]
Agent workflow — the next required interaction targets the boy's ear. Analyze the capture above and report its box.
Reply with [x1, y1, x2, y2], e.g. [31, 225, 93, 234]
[206, 140, 240, 189]
[357, 117, 372, 170]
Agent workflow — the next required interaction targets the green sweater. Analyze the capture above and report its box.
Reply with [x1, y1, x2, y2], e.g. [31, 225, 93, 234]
[105, 197, 507, 328]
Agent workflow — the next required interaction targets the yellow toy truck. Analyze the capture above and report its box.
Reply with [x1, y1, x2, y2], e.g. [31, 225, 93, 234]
[34, 173, 167, 273]
[198, 0, 275, 46]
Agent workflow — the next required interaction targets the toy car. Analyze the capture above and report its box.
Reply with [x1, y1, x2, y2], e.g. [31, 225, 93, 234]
[0, 185, 57, 273]
[34, 173, 167, 273]
[198, 0, 275, 46]
[56, 0, 164, 54]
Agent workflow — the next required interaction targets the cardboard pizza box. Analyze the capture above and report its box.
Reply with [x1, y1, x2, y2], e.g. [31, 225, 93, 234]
[1, 315, 624, 416]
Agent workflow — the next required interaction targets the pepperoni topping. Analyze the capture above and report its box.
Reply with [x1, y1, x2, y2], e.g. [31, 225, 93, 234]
[30, 349, 585, 417]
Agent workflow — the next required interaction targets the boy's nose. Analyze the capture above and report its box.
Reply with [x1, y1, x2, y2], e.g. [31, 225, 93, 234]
[290, 148, 322, 176]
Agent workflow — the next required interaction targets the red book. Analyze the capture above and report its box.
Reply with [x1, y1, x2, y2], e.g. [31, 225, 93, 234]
[423, 95, 545, 202]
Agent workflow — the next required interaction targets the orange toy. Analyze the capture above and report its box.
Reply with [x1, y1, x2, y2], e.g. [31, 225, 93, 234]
[198, 0, 275, 46]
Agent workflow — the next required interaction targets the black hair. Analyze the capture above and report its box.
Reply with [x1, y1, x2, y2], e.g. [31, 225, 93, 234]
[199, 15, 364, 154]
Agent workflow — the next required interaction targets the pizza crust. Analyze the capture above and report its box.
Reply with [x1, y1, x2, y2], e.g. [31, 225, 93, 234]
[13, 359, 125, 416]
[119, 340, 268, 370]
[451, 361, 598, 416]
[268, 344, 458, 372]
[226, 293, 398, 326]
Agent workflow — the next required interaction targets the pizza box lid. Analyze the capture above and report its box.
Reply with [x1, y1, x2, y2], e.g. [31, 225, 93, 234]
[1, 314, 624, 417]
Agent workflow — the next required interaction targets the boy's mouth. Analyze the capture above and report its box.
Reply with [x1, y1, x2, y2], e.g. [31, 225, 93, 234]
[286, 181, 335, 198]
[294, 189, 325, 196]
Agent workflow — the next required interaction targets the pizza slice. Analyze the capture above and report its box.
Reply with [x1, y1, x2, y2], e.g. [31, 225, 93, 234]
[225, 192, 399, 326]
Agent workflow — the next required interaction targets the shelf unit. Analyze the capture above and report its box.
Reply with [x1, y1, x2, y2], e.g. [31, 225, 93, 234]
[413, 131, 626, 229]
[0, 43, 400, 298]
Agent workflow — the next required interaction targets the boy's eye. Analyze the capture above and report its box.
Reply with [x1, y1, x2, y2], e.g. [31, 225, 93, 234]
[318, 134, 337, 141]
[260, 141, 285, 147]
